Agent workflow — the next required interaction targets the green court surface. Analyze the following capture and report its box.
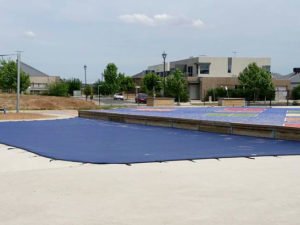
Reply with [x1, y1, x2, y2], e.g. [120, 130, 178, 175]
[206, 113, 258, 117]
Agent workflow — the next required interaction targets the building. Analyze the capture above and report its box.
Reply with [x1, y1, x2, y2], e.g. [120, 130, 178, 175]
[275, 68, 300, 89]
[134, 56, 291, 100]
[169, 56, 272, 100]
[21, 62, 60, 94]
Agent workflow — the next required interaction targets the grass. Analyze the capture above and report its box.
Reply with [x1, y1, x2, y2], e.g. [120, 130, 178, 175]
[0, 94, 98, 110]
[288, 110, 300, 114]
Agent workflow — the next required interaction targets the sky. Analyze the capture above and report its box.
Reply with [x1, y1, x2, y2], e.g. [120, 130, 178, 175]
[0, 0, 299, 83]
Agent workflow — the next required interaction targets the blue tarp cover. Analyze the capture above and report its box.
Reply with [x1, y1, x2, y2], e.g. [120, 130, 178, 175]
[0, 118, 300, 164]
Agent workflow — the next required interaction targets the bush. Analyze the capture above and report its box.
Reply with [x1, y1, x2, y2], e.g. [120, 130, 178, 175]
[205, 86, 275, 101]
[65, 78, 82, 96]
[48, 82, 69, 96]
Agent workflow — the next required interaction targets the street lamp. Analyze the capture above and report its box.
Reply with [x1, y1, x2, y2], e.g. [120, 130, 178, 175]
[83, 64, 87, 86]
[162, 51, 167, 97]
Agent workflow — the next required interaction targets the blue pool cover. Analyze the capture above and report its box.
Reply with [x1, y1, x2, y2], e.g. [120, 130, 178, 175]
[0, 118, 300, 164]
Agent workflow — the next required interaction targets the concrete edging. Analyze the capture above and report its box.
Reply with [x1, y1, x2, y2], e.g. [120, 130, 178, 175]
[78, 110, 300, 141]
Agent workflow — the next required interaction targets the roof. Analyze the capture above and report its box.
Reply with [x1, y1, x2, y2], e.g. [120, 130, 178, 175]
[289, 73, 300, 83]
[132, 70, 154, 79]
[272, 73, 286, 80]
[21, 62, 49, 77]
[274, 73, 300, 83]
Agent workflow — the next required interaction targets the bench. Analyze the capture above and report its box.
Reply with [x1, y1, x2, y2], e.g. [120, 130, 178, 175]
[0, 108, 7, 114]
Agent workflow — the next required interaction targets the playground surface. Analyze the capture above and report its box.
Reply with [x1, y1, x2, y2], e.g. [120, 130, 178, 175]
[97, 107, 300, 128]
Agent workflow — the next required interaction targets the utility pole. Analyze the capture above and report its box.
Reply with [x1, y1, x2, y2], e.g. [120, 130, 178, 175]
[84, 65, 87, 86]
[16, 51, 21, 113]
[162, 51, 167, 97]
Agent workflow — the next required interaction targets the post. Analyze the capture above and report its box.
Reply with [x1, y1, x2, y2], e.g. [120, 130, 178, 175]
[98, 85, 101, 106]
[16, 51, 21, 113]
[84, 65, 87, 86]
[286, 87, 289, 106]
[162, 51, 167, 97]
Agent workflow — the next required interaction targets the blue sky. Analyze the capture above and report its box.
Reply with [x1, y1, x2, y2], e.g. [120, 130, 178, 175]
[0, 0, 299, 82]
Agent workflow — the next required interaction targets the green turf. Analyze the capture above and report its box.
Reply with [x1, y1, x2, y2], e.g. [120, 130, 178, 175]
[287, 110, 300, 114]
[206, 113, 258, 117]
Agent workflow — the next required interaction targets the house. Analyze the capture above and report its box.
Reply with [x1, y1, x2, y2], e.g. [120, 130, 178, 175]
[134, 56, 291, 100]
[279, 68, 300, 89]
[21, 62, 60, 94]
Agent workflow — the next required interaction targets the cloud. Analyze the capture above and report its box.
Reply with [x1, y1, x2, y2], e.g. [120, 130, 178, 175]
[119, 13, 204, 29]
[24, 31, 36, 38]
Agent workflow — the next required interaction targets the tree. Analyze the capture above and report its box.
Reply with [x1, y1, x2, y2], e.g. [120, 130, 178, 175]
[102, 63, 119, 95]
[292, 85, 300, 100]
[48, 81, 68, 96]
[165, 69, 189, 104]
[118, 73, 135, 92]
[0, 60, 30, 92]
[65, 78, 82, 96]
[143, 72, 162, 97]
[238, 63, 275, 101]
[84, 84, 93, 101]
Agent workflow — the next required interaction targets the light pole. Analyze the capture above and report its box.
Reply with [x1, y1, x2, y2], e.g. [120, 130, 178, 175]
[84, 65, 87, 86]
[162, 51, 167, 97]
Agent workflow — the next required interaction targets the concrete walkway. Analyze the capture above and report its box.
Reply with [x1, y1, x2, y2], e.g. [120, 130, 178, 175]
[0, 143, 299, 225]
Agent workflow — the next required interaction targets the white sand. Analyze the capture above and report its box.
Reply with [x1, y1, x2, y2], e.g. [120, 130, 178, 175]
[0, 143, 299, 225]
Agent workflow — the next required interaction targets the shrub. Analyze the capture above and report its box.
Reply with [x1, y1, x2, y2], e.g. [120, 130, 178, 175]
[48, 82, 69, 96]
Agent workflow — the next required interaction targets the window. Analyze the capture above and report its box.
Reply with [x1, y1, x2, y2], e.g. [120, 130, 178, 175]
[199, 63, 210, 74]
[188, 66, 193, 76]
[228, 57, 232, 73]
[262, 65, 271, 72]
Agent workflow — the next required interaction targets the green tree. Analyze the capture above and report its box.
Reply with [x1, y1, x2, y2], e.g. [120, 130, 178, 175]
[165, 69, 189, 104]
[238, 63, 275, 101]
[65, 78, 82, 96]
[48, 81, 68, 96]
[143, 72, 162, 97]
[93, 80, 111, 96]
[0, 60, 30, 92]
[84, 84, 93, 101]
[118, 74, 135, 92]
[102, 63, 119, 95]
[292, 85, 300, 100]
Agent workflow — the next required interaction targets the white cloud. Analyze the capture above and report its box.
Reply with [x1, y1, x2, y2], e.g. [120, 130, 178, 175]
[119, 14, 155, 26]
[24, 31, 36, 38]
[119, 13, 204, 29]
[192, 19, 204, 28]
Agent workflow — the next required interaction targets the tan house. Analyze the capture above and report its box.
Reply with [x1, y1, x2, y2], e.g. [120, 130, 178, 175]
[21, 62, 60, 94]
[134, 56, 291, 100]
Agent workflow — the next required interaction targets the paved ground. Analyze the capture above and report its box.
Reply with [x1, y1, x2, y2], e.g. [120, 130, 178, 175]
[1, 110, 299, 225]
[0, 143, 299, 225]
[98, 107, 300, 127]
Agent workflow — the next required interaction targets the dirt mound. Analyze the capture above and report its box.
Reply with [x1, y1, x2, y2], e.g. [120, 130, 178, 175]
[0, 94, 97, 110]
